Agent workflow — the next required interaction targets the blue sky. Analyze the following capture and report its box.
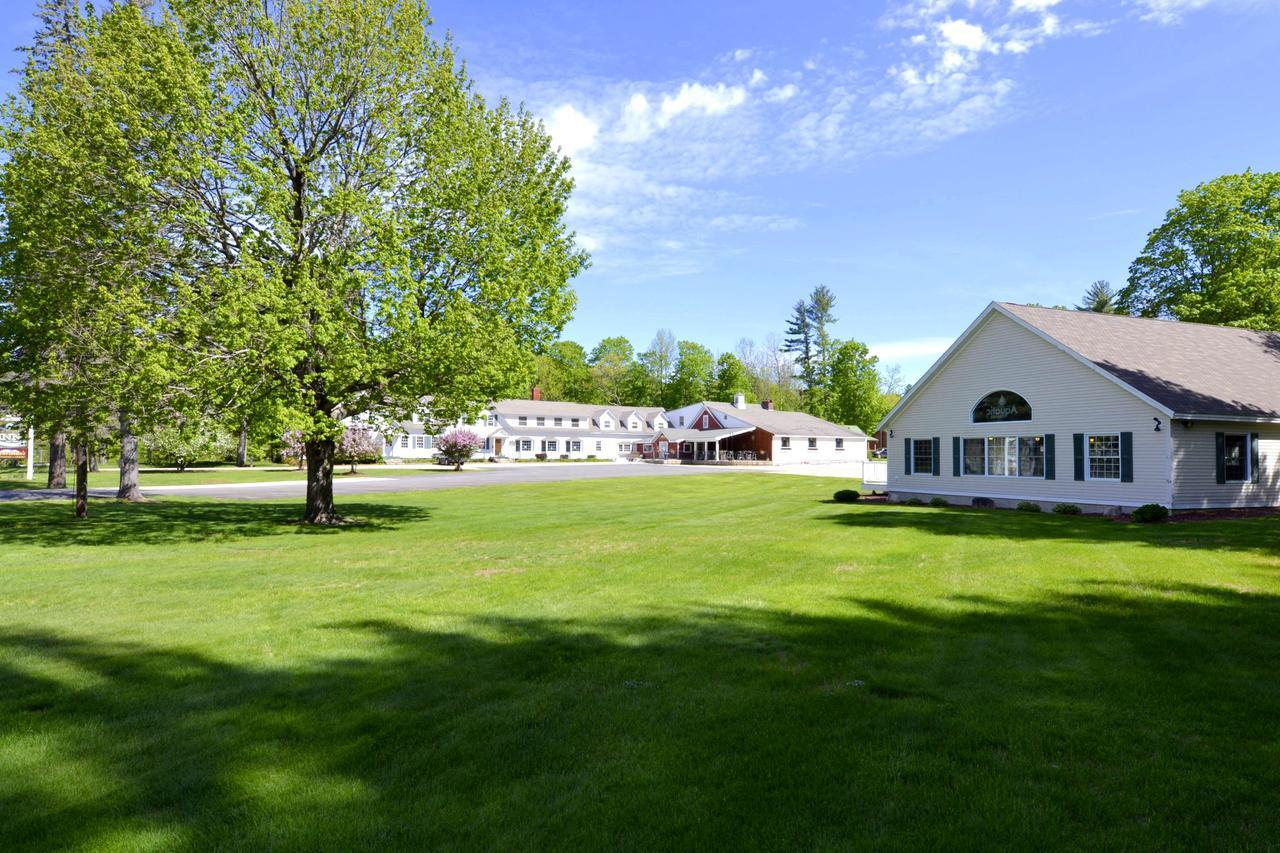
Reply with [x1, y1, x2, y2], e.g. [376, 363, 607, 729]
[3, 0, 1278, 380]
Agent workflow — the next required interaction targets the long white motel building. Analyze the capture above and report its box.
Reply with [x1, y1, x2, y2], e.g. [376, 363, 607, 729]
[385, 393, 868, 465]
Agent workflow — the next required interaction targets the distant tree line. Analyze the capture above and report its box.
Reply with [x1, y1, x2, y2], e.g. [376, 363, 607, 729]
[531, 285, 906, 434]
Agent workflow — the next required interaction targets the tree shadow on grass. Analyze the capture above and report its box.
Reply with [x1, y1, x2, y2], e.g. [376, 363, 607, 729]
[824, 504, 1280, 556]
[0, 500, 431, 548]
[3, 585, 1280, 850]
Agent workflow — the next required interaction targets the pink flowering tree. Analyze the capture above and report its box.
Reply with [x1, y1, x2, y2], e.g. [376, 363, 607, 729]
[281, 430, 306, 470]
[435, 429, 485, 470]
[336, 425, 380, 474]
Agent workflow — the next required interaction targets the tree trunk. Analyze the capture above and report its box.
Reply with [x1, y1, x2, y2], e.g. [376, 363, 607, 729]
[89, 450, 99, 472]
[303, 437, 342, 524]
[236, 422, 249, 467]
[47, 431, 66, 488]
[73, 442, 88, 519]
[116, 413, 145, 502]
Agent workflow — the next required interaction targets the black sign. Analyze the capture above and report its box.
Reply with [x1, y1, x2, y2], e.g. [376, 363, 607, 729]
[973, 391, 1031, 423]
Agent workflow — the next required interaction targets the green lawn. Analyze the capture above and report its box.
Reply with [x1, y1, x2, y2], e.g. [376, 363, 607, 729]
[0, 464, 458, 490]
[3, 476, 1278, 850]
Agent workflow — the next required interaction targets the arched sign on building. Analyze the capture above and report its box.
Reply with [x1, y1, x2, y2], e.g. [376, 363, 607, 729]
[972, 390, 1031, 423]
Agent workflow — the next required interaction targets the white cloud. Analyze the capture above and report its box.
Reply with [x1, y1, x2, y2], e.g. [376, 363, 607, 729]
[732, 47, 754, 62]
[545, 104, 598, 156]
[764, 84, 799, 103]
[938, 18, 992, 51]
[659, 82, 748, 124]
[1011, 0, 1061, 10]
[749, 68, 768, 87]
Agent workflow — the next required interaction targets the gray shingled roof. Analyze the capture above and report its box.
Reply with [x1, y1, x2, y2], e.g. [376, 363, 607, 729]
[1000, 303, 1280, 419]
[702, 402, 867, 437]
[655, 427, 754, 442]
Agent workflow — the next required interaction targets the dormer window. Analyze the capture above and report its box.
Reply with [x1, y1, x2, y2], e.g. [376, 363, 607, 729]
[678, 416, 685, 426]
[536, 417, 545, 426]
[571, 418, 580, 428]
[518, 416, 527, 426]
[554, 417, 563, 426]
[701, 414, 709, 429]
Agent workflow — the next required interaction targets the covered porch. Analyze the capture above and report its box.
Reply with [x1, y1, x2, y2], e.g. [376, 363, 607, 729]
[651, 427, 770, 463]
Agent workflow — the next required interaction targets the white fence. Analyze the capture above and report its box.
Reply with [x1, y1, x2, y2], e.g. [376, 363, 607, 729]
[860, 459, 888, 489]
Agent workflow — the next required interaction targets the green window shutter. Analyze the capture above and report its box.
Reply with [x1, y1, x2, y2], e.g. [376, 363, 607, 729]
[1120, 432, 1133, 483]
[932, 437, 941, 476]
[952, 437, 961, 477]
[1044, 434, 1055, 480]
[1214, 432, 1226, 484]
[904, 437, 912, 476]
[1072, 433, 1085, 481]
[1251, 433, 1261, 484]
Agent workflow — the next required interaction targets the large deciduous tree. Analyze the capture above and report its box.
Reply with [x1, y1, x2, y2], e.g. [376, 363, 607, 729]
[174, 0, 586, 523]
[827, 340, 883, 434]
[662, 341, 715, 409]
[1118, 171, 1280, 329]
[0, 2, 207, 514]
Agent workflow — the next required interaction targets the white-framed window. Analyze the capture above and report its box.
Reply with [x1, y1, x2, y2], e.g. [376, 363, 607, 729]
[546, 440, 558, 452]
[1087, 434, 1121, 480]
[780, 437, 791, 450]
[682, 442, 693, 452]
[808, 437, 818, 450]
[399, 435, 409, 448]
[424, 435, 434, 451]
[643, 444, 653, 453]
[835, 438, 844, 450]
[518, 416, 527, 426]
[620, 442, 632, 452]
[1223, 433, 1250, 482]
[554, 417, 563, 426]
[678, 416, 685, 426]
[601, 418, 612, 429]
[413, 435, 425, 450]
[566, 440, 579, 452]
[701, 414, 709, 428]
[518, 439, 532, 452]
[961, 436, 1044, 478]
[595, 441, 602, 451]
[486, 415, 496, 427]
[911, 438, 934, 475]
[536, 416, 546, 426]
[571, 418, 580, 428]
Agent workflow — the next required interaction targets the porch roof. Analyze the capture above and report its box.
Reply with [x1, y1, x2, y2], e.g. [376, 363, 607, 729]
[656, 427, 754, 442]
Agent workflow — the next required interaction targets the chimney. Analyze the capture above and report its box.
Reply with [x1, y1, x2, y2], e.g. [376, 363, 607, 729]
[761, 399, 774, 410]
[733, 393, 746, 409]
[531, 386, 542, 401]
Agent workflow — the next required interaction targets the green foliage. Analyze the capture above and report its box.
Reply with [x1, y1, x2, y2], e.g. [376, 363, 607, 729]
[588, 336, 635, 404]
[141, 424, 237, 471]
[533, 341, 595, 403]
[1132, 503, 1170, 524]
[1119, 171, 1280, 329]
[902, 497, 925, 506]
[661, 340, 715, 409]
[0, 2, 209, 449]
[1016, 501, 1042, 513]
[832, 488, 860, 503]
[1076, 280, 1119, 313]
[712, 352, 754, 403]
[929, 496, 950, 508]
[1053, 503, 1083, 515]
[827, 340, 883, 432]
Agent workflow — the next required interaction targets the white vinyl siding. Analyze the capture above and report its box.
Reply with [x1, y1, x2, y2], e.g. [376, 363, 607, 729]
[1172, 422, 1279, 509]
[884, 311, 1171, 509]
